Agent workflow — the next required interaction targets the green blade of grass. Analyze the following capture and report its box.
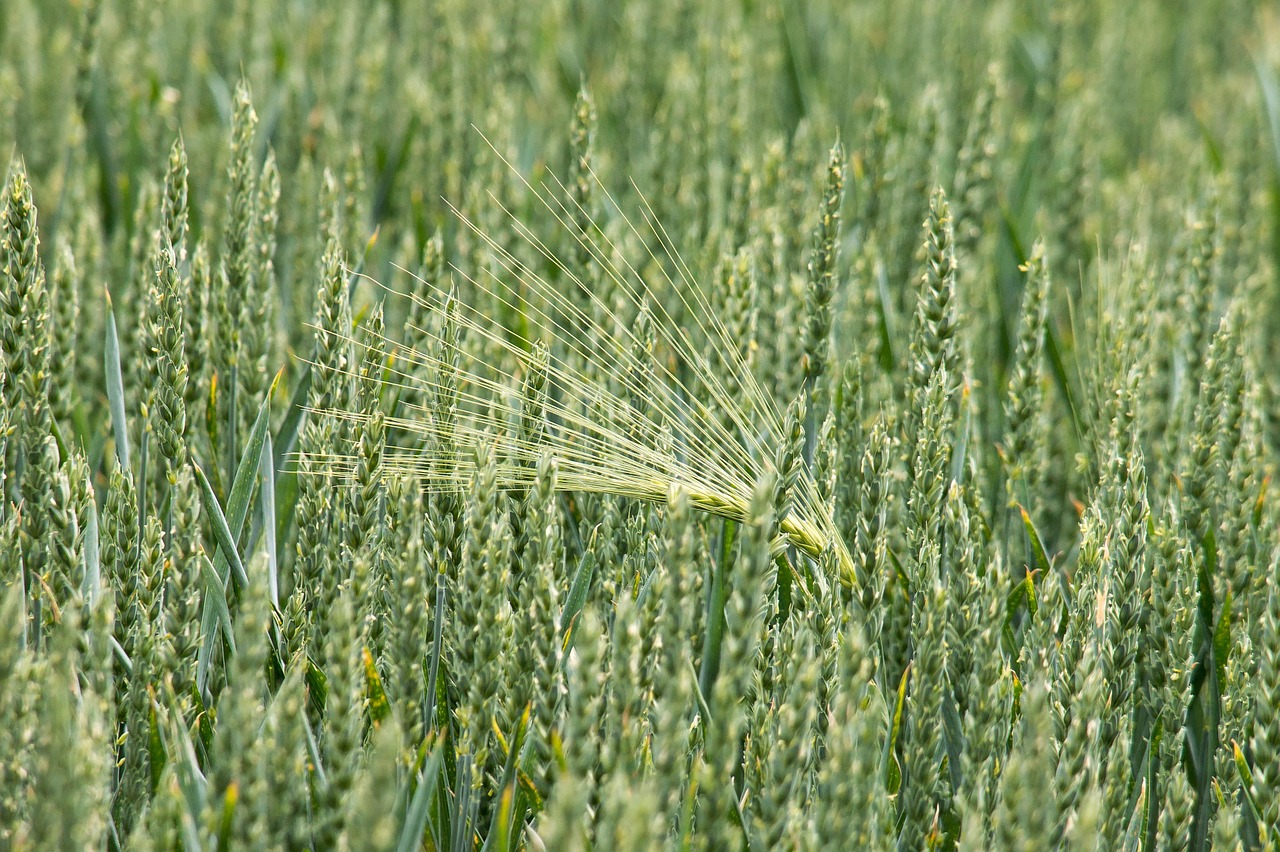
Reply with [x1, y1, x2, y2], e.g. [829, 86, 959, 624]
[484, 705, 531, 852]
[110, 635, 132, 675]
[205, 374, 222, 497]
[1043, 312, 1083, 443]
[226, 369, 282, 542]
[260, 432, 278, 608]
[397, 740, 444, 852]
[1231, 740, 1265, 828]
[192, 460, 248, 590]
[273, 364, 309, 473]
[949, 383, 973, 486]
[698, 519, 735, 701]
[153, 689, 207, 852]
[199, 553, 235, 656]
[884, 663, 908, 796]
[260, 366, 309, 563]
[195, 372, 281, 695]
[559, 545, 597, 653]
[302, 711, 327, 788]
[364, 647, 391, 724]
[82, 496, 101, 604]
[104, 291, 130, 470]
[1017, 504, 1052, 579]
[426, 570, 447, 726]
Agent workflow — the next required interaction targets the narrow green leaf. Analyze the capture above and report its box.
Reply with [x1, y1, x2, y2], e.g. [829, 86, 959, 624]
[148, 700, 165, 793]
[196, 374, 280, 695]
[225, 363, 239, 490]
[364, 646, 391, 724]
[397, 741, 444, 852]
[688, 656, 714, 734]
[273, 364, 310, 473]
[560, 544, 597, 651]
[1193, 112, 1224, 174]
[200, 554, 235, 655]
[485, 705, 531, 852]
[196, 592, 222, 702]
[226, 369, 282, 543]
[1043, 319, 1083, 442]
[433, 655, 456, 785]
[485, 786, 516, 852]
[949, 382, 973, 485]
[1017, 504, 1052, 578]
[250, 389, 296, 581]
[272, 470, 299, 567]
[1253, 475, 1269, 529]
[304, 657, 329, 721]
[206, 374, 222, 497]
[874, 258, 898, 372]
[260, 432, 278, 607]
[153, 687, 207, 851]
[940, 690, 965, 789]
[1141, 720, 1161, 848]
[887, 547, 909, 588]
[426, 574, 446, 725]
[699, 519, 735, 701]
[1003, 571, 1037, 655]
[302, 711, 327, 788]
[1006, 570, 1038, 620]
[1213, 584, 1233, 688]
[138, 430, 150, 546]
[452, 756, 477, 852]
[999, 200, 1029, 269]
[49, 415, 68, 468]
[82, 498, 101, 604]
[1196, 532, 1217, 648]
[215, 778, 237, 852]
[192, 461, 248, 590]
[635, 561, 660, 609]
[1202, 528, 1219, 579]
[104, 291, 130, 470]
[884, 663, 909, 795]
[110, 635, 132, 675]
[1232, 740, 1265, 827]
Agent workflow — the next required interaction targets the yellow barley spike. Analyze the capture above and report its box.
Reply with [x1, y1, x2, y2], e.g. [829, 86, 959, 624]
[300, 132, 855, 593]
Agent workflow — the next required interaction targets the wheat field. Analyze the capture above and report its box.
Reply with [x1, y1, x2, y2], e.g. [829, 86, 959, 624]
[2, 0, 1280, 849]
